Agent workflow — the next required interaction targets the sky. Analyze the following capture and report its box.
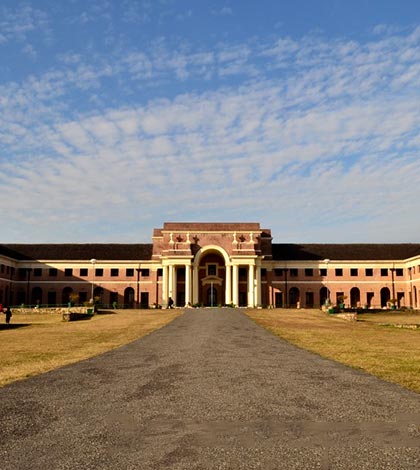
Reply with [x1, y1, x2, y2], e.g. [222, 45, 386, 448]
[1, 0, 420, 244]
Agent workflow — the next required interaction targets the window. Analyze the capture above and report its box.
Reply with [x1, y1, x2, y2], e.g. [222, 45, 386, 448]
[126, 268, 134, 277]
[261, 268, 267, 279]
[95, 268, 103, 277]
[320, 268, 327, 276]
[396, 268, 403, 277]
[290, 269, 298, 277]
[350, 268, 358, 277]
[141, 269, 150, 277]
[111, 268, 119, 277]
[157, 268, 162, 277]
[274, 268, 283, 277]
[365, 268, 373, 277]
[0, 264, 4, 273]
[33, 268, 42, 276]
[208, 264, 217, 276]
[305, 268, 313, 277]
[335, 268, 343, 277]
[49, 268, 57, 277]
[80, 268, 88, 276]
[381, 268, 388, 277]
[65, 268, 73, 277]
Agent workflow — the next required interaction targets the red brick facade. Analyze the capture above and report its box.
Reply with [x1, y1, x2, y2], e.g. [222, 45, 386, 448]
[1, 222, 420, 309]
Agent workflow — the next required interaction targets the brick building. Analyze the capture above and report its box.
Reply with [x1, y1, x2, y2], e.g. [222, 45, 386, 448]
[1, 222, 420, 309]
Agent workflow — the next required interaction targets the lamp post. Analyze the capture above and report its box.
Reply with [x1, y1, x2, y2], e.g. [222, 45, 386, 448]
[324, 259, 330, 306]
[390, 265, 396, 307]
[90, 258, 97, 304]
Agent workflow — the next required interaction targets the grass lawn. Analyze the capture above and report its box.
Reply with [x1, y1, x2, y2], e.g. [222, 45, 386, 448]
[0, 309, 182, 387]
[244, 308, 420, 394]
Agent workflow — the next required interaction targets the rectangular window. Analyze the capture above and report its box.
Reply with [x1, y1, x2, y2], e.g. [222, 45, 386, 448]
[80, 268, 88, 276]
[208, 264, 217, 276]
[0, 264, 4, 273]
[381, 268, 388, 277]
[157, 268, 163, 277]
[33, 268, 42, 276]
[274, 268, 283, 277]
[305, 268, 313, 277]
[126, 268, 134, 277]
[49, 268, 57, 277]
[290, 269, 298, 277]
[396, 268, 403, 277]
[65, 268, 73, 277]
[261, 268, 267, 278]
[111, 268, 119, 277]
[335, 268, 343, 277]
[141, 269, 150, 277]
[350, 268, 358, 277]
[320, 268, 327, 276]
[365, 268, 373, 277]
[95, 268, 103, 277]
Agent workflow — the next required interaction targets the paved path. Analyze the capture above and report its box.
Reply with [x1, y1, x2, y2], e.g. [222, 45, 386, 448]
[1, 309, 420, 469]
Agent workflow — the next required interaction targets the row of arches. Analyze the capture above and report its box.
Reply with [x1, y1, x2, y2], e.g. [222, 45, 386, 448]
[275, 287, 398, 308]
[20, 286, 138, 307]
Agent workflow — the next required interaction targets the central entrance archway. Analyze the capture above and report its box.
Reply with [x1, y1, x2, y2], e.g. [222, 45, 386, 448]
[193, 245, 230, 306]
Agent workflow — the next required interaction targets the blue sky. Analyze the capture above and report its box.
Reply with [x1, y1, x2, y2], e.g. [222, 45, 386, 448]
[1, 1, 420, 243]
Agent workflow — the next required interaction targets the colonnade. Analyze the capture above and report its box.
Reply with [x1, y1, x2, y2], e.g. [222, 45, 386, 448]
[161, 261, 262, 307]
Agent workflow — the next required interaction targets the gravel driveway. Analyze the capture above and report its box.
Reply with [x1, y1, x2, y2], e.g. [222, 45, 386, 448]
[1, 308, 419, 469]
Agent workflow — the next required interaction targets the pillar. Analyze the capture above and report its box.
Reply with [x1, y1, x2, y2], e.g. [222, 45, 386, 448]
[185, 264, 191, 306]
[162, 265, 168, 305]
[232, 264, 239, 306]
[248, 263, 255, 307]
[225, 264, 232, 305]
[255, 265, 261, 306]
[193, 265, 199, 305]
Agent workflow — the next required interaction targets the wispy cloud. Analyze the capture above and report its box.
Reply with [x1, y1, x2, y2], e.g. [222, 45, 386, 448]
[1, 25, 419, 242]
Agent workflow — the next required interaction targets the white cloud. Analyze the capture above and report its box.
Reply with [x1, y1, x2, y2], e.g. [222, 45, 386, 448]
[1, 26, 420, 242]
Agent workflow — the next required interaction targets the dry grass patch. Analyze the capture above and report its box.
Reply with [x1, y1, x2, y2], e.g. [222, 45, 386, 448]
[244, 308, 420, 394]
[0, 309, 182, 387]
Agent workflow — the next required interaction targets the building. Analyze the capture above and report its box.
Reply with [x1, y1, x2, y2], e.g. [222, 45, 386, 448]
[1, 222, 420, 309]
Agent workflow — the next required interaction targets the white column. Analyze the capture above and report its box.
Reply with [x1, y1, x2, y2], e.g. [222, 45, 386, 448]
[255, 265, 261, 306]
[185, 264, 191, 305]
[162, 265, 168, 305]
[225, 264, 232, 305]
[232, 264, 239, 306]
[168, 265, 174, 299]
[193, 265, 199, 304]
[172, 266, 177, 305]
[248, 263, 255, 307]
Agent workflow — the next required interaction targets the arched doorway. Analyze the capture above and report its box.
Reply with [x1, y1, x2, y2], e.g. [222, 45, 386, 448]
[380, 287, 390, 308]
[320, 286, 328, 306]
[94, 287, 104, 306]
[289, 287, 300, 307]
[31, 286, 43, 306]
[197, 251, 226, 306]
[62, 287, 73, 305]
[124, 287, 135, 308]
[350, 287, 360, 308]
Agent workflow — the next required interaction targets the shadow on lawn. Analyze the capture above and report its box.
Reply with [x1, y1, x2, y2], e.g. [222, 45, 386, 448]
[0, 323, 30, 330]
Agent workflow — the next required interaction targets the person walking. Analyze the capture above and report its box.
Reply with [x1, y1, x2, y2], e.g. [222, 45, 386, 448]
[4, 307, 12, 324]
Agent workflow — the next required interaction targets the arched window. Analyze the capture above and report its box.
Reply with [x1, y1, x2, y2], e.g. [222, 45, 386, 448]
[289, 287, 300, 307]
[350, 287, 360, 308]
[31, 286, 43, 306]
[380, 287, 390, 308]
[124, 287, 135, 308]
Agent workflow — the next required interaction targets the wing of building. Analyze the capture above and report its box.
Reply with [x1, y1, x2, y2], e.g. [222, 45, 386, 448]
[1, 222, 420, 309]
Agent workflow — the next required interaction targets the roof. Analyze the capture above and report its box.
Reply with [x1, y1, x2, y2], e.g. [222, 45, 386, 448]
[0, 244, 154, 261]
[271, 244, 420, 261]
